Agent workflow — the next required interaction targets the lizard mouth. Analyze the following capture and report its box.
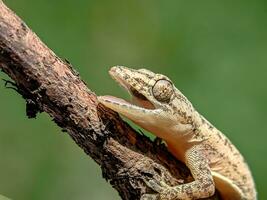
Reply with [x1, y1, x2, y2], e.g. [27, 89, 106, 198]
[98, 67, 155, 111]
[129, 87, 155, 110]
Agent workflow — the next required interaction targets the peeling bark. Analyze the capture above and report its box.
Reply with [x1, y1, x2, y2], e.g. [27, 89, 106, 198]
[0, 1, 220, 200]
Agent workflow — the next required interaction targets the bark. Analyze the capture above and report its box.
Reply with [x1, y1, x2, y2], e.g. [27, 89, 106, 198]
[0, 1, 220, 200]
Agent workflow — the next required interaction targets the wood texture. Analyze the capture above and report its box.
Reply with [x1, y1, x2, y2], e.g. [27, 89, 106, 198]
[0, 1, 220, 199]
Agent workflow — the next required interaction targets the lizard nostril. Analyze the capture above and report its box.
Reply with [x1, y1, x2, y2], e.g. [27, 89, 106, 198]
[109, 66, 119, 75]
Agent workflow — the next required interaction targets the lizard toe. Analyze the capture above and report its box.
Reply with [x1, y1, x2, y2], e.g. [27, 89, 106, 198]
[140, 194, 159, 200]
[144, 179, 165, 193]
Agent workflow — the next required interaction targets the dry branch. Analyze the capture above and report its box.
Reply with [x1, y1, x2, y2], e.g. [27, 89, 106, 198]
[0, 1, 220, 200]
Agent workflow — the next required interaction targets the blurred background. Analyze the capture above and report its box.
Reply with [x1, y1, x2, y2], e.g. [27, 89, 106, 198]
[0, 0, 266, 199]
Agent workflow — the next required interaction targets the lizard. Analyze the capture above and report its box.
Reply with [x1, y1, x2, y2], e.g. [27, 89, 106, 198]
[98, 66, 257, 200]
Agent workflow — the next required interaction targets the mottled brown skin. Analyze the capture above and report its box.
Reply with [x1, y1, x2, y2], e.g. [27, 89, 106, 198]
[98, 66, 256, 200]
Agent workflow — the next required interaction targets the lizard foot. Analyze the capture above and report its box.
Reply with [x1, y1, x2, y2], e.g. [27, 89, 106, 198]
[142, 179, 175, 200]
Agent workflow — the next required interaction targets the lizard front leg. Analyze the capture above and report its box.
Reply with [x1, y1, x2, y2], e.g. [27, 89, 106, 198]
[142, 146, 215, 200]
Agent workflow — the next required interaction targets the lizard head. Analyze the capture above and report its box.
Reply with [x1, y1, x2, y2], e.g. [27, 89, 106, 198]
[98, 66, 196, 140]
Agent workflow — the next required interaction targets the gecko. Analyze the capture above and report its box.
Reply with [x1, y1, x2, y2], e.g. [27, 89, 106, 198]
[98, 66, 256, 200]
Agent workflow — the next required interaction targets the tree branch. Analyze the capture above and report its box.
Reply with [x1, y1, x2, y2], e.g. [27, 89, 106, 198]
[0, 1, 220, 199]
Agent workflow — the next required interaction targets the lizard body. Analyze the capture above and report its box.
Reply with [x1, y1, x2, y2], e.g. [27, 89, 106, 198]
[98, 66, 256, 200]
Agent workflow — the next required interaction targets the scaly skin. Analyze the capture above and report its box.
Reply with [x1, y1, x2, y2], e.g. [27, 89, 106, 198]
[98, 66, 256, 200]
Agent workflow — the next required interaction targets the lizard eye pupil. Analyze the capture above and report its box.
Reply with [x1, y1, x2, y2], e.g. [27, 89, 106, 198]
[152, 79, 173, 103]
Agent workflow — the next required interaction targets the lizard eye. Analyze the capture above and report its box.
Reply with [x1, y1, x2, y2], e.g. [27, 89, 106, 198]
[152, 79, 173, 103]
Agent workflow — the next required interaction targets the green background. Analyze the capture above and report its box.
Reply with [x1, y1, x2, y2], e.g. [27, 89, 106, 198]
[0, 0, 266, 199]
